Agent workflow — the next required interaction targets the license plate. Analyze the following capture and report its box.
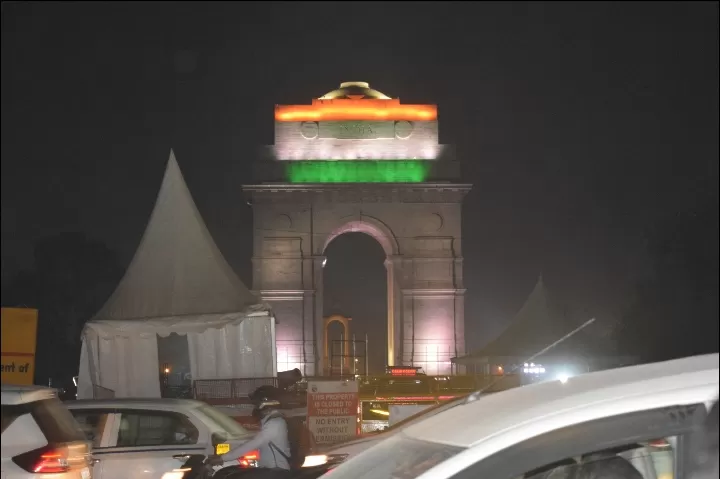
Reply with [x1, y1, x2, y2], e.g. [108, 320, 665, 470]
[216, 443, 230, 455]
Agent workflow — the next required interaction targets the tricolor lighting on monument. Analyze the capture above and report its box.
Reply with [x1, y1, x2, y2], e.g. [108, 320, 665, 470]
[273, 82, 443, 180]
[246, 81, 470, 377]
[287, 160, 431, 183]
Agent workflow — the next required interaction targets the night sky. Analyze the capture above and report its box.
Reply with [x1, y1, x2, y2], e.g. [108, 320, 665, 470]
[2, 2, 718, 369]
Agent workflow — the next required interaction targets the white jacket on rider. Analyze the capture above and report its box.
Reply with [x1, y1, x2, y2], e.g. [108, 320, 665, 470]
[222, 410, 291, 470]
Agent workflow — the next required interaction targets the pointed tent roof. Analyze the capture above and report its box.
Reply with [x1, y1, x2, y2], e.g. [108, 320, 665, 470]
[470, 276, 575, 358]
[93, 150, 258, 321]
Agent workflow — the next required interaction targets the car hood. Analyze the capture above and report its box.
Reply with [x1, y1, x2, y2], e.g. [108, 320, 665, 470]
[318, 430, 392, 453]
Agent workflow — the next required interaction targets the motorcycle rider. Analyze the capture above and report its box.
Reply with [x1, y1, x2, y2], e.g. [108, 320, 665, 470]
[209, 397, 292, 475]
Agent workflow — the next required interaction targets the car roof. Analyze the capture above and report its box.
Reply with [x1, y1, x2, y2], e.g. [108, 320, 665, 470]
[403, 353, 720, 448]
[66, 397, 207, 410]
[1, 384, 57, 405]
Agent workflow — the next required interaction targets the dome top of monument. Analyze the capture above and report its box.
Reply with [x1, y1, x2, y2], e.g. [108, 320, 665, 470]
[318, 82, 392, 100]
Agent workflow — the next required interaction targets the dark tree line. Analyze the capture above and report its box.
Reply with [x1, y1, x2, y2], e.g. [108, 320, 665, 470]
[1, 232, 122, 383]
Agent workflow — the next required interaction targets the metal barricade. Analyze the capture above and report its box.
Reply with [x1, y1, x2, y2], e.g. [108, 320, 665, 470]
[193, 377, 278, 406]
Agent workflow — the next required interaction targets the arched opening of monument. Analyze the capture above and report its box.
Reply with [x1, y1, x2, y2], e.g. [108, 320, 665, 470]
[325, 318, 350, 374]
[323, 232, 387, 375]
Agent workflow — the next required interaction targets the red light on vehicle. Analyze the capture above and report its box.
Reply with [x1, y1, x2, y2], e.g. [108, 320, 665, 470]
[388, 367, 419, 376]
[13, 446, 70, 474]
[34, 451, 70, 473]
[238, 450, 260, 468]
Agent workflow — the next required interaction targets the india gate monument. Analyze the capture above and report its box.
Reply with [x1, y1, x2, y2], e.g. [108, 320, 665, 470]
[243, 82, 471, 376]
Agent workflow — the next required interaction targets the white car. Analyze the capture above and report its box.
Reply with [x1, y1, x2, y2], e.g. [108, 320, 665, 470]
[65, 398, 257, 479]
[325, 353, 720, 479]
[1, 384, 92, 479]
[303, 395, 477, 468]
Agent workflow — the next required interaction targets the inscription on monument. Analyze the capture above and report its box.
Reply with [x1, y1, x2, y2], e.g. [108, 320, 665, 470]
[319, 121, 394, 140]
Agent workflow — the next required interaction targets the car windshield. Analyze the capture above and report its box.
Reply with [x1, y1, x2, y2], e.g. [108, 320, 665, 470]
[195, 405, 251, 439]
[327, 434, 464, 479]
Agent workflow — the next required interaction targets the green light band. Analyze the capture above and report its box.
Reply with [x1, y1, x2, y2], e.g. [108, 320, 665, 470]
[286, 160, 431, 183]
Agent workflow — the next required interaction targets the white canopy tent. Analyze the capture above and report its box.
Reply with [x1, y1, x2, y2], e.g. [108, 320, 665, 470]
[78, 150, 276, 399]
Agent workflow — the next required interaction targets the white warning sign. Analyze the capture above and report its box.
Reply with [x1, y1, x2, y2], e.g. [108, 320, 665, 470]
[307, 380, 359, 445]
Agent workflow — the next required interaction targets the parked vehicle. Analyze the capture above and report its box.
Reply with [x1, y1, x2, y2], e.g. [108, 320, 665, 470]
[1, 384, 93, 479]
[65, 398, 258, 479]
[325, 353, 720, 479]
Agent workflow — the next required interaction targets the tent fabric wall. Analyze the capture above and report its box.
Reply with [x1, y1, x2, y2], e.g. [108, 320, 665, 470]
[85, 306, 270, 338]
[78, 340, 94, 399]
[78, 334, 161, 398]
[77, 310, 275, 399]
[187, 316, 275, 379]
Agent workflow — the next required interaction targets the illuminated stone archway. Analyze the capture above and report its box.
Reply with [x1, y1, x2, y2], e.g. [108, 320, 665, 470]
[245, 188, 469, 377]
[244, 81, 470, 377]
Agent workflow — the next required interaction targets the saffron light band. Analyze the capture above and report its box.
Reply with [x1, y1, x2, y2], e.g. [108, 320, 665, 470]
[275, 103, 437, 122]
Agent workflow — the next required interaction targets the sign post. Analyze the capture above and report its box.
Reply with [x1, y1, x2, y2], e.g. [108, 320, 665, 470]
[307, 380, 359, 445]
[1, 308, 39, 385]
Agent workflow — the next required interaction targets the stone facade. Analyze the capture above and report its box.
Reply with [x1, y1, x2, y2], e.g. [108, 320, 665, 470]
[244, 184, 470, 376]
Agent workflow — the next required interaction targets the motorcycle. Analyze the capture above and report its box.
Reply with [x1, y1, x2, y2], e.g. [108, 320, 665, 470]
[161, 454, 214, 479]
[163, 454, 333, 479]
[161, 431, 259, 479]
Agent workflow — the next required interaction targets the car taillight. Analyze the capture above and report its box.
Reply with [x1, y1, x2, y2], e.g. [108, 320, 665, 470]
[13, 445, 70, 473]
[238, 449, 260, 468]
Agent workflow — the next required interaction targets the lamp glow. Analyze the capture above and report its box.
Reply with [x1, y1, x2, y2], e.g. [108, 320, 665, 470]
[370, 409, 390, 416]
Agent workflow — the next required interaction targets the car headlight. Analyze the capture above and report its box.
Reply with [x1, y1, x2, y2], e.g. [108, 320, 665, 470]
[302, 453, 349, 468]
[161, 469, 191, 479]
[302, 455, 329, 467]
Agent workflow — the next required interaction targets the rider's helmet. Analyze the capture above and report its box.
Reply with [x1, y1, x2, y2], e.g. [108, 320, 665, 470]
[253, 396, 282, 419]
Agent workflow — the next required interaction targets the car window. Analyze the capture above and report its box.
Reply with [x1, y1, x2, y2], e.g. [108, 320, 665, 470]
[71, 410, 111, 448]
[2, 398, 86, 443]
[688, 399, 718, 479]
[325, 433, 464, 479]
[116, 410, 199, 447]
[1, 405, 21, 433]
[194, 404, 251, 439]
[447, 405, 703, 479]
[521, 439, 675, 479]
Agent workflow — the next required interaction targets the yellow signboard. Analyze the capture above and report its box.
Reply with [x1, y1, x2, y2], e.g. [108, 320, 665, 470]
[1, 308, 39, 385]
